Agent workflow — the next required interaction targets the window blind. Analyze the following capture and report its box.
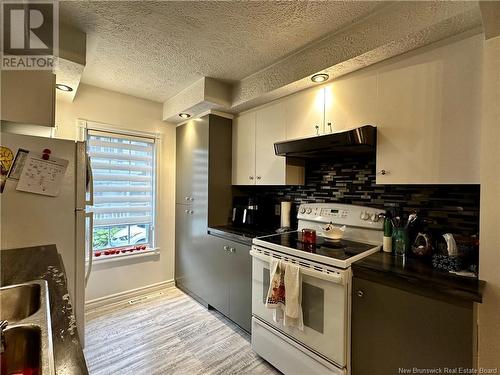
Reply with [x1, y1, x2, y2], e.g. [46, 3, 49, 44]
[87, 130, 155, 229]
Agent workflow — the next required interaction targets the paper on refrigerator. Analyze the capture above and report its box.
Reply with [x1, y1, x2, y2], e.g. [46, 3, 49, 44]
[16, 153, 69, 197]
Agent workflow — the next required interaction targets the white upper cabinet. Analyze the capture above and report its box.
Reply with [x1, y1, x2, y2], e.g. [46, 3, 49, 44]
[1, 70, 55, 127]
[324, 72, 378, 133]
[232, 111, 256, 185]
[375, 35, 482, 184]
[284, 86, 325, 139]
[232, 102, 304, 186]
[255, 102, 286, 185]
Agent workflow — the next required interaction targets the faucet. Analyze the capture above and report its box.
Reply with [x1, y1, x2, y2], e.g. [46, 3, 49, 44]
[0, 320, 7, 353]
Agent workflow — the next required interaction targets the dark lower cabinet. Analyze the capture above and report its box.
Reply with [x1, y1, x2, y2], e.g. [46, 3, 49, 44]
[177, 232, 252, 332]
[228, 240, 253, 332]
[351, 276, 473, 375]
[201, 235, 230, 316]
[205, 235, 252, 333]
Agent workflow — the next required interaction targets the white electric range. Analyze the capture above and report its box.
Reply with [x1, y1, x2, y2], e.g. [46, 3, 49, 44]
[250, 203, 385, 375]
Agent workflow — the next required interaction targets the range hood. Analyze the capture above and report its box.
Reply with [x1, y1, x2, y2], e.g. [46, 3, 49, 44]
[274, 125, 376, 158]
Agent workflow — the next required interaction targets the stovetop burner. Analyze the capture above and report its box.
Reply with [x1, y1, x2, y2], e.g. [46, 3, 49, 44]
[260, 231, 376, 262]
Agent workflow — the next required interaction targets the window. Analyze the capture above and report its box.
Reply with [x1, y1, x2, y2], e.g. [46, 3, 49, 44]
[87, 129, 156, 256]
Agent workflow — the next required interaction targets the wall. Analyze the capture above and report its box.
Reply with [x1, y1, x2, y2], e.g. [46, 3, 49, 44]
[55, 83, 176, 301]
[478, 35, 500, 368]
[235, 157, 480, 260]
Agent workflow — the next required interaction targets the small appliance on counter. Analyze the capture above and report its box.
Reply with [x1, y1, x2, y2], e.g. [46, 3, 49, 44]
[432, 233, 479, 276]
[231, 195, 279, 229]
[213, 195, 281, 244]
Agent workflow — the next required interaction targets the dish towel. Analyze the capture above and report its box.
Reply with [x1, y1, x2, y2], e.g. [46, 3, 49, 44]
[284, 262, 303, 331]
[265, 259, 303, 331]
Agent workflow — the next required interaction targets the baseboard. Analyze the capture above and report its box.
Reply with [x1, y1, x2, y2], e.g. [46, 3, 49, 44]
[85, 279, 175, 312]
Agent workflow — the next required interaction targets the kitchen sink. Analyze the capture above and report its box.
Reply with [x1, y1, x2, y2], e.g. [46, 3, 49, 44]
[0, 283, 40, 322]
[0, 281, 55, 375]
[1, 326, 41, 375]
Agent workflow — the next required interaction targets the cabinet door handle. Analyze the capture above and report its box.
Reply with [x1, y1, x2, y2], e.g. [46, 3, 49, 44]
[184, 196, 189, 201]
[377, 169, 388, 176]
[315, 125, 320, 136]
[186, 210, 194, 215]
[256, 176, 261, 180]
[356, 290, 364, 298]
[229, 247, 235, 253]
[223, 245, 229, 252]
[249, 176, 254, 180]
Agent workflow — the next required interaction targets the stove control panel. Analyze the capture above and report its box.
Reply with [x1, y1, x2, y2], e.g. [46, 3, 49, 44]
[320, 207, 348, 219]
[297, 203, 385, 229]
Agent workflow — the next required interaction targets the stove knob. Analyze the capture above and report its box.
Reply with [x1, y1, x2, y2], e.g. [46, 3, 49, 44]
[360, 211, 369, 220]
[300, 208, 306, 214]
[371, 213, 380, 222]
[306, 208, 312, 214]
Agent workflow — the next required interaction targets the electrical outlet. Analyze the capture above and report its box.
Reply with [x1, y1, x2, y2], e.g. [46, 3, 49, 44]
[275, 204, 281, 216]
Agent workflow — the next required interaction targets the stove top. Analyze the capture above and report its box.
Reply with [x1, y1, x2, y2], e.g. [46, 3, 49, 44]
[262, 230, 375, 257]
[253, 203, 385, 268]
[254, 230, 381, 268]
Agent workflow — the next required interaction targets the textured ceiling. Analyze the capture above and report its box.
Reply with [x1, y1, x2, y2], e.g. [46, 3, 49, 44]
[231, 1, 482, 111]
[60, 1, 386, 103]
[160, 1, 482, 122]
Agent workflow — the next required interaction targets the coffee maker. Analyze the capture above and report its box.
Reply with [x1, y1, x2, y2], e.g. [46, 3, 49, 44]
[231, 196, 277, 228]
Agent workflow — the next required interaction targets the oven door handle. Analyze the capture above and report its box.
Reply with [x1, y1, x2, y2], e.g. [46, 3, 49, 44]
[250, 250, 344, 285]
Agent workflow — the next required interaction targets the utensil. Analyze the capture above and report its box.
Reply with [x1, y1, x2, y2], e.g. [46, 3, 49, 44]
[393, 216, 401, 228]
[406, 212, 417, 228]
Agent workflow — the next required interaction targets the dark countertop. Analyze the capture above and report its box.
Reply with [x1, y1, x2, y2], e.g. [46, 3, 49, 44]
[1, 244, 88, 375]
[352, 251, 485, 306]
[208, 225, 277, 245]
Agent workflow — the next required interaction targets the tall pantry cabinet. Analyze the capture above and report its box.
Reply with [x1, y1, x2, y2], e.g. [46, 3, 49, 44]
[175, 114, 232, 303]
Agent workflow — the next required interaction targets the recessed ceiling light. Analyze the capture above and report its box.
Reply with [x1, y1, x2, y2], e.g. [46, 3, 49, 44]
[179, 113, 191, 119]
[56, 84, 73, 92]
[311, 73, 329, 83]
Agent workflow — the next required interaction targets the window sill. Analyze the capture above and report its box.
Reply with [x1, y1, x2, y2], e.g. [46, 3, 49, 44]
[91, 247, 160, 264]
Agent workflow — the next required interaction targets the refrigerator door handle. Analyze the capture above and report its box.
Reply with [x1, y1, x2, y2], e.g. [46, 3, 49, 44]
[86, 153, 94, 206]
[85, 211, 94, 287]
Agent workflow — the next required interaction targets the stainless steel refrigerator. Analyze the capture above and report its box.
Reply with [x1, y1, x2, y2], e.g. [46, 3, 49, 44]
[0, 131, 93, 346]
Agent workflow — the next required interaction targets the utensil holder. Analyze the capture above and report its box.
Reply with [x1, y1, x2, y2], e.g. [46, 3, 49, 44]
[393, 228, 409, 257]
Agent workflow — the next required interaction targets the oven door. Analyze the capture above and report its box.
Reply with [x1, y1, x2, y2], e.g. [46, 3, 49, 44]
[251, 246, 349, 368]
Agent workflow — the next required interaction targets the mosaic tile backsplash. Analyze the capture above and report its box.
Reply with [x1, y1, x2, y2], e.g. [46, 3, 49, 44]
[235, 156, 480, 236]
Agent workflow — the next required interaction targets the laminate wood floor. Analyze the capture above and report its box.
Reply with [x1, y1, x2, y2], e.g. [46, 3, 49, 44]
[84, 287, 280, 375]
